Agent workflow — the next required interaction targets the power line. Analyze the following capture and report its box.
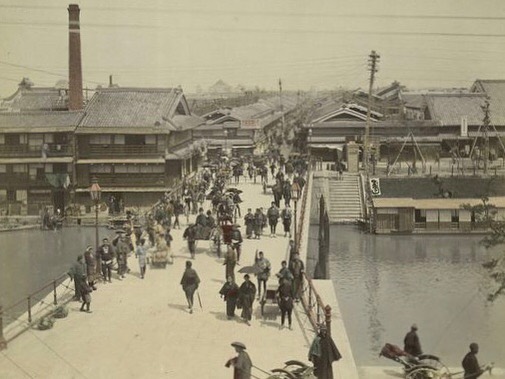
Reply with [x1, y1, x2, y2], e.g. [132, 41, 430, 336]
[1, 4, 504, 22]
[2, 20, 505, 39]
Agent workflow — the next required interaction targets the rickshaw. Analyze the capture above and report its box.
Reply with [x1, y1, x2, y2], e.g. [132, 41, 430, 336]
[260, 282, 280, 318]
[379, 343, 494, 379]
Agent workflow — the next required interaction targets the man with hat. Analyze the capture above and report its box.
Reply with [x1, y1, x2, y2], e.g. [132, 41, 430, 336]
[404, 324, 422, 357]
[225, 341, 252, 379]
[308, 324, 342, 379]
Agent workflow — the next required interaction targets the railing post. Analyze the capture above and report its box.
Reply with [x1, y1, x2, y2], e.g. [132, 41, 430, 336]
[316, 302, 320, 325]
[325, 305, 332, 337]
[0, 305, 7, 350]
[308, 280, 313, 308]
[53, 280, 58, 305]
[27, 297, 32, 323]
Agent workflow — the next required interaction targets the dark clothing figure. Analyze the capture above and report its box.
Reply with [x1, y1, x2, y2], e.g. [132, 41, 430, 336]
[180, 265, 200, 313]
[404, 327, 422, 357]
[220, 280, 240, 318]
[183, 225, 197, 259]
[68, 257, 86, 301]
[116, 236, 130, 279]
[267, 205, 279, 236]
[289, 256, 305, 301]
[308, 328, 342, 379]
[225, 346, 252, 379]
[278, 280, 294, 328]
[97, 243, 113, 282]
[244, 212, 255, 239]
[84, 248, 97, 290]
[231, 227, 243, 262]
[254, 210, 263, 239]
[462, 343, 487, 379]
[238, 279, 256, 323]
[223, 246, 237, 282]
[196, 212, 207, 227]
[281, 208, 292, 237]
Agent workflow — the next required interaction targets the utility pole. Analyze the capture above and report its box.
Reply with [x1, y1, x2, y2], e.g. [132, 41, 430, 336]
[482, 99, 490, 174]
[364, 50, 380, 174]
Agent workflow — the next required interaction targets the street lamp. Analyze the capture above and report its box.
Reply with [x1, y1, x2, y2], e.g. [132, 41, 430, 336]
[291, 181, 301, 252]
[89, 177, 101, 276]
[308, 127, 313, 169]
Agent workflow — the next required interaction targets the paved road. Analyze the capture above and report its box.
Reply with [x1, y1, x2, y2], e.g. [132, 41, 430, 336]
[0, 179, 315, 379]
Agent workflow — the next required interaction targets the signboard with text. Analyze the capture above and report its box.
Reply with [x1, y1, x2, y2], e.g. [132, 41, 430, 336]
[370, 177, 381, 196]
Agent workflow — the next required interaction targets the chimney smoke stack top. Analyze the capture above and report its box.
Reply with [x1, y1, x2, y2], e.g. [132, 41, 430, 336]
[68, 3, 83, 110]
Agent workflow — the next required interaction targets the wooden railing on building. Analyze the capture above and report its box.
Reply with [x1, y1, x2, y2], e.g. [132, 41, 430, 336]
[81, 145, 163, 158]
[0, 144, 72, 157]
[85, 173, 166, 187]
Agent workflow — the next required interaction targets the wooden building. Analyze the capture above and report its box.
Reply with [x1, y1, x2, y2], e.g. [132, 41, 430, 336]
[374, 197, 505, 234]
[74, 87, 204, 207]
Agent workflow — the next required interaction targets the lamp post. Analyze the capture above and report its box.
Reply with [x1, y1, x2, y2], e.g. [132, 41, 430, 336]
[291, 182, 301, 252]
[90, 177, 101, 276]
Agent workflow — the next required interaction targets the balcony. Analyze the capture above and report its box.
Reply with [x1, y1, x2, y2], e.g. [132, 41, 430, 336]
[0, 144, 72, 158]
[86, 173, 166, 187]
[0, 173, 55, 188]
[80, 145, 164, 159]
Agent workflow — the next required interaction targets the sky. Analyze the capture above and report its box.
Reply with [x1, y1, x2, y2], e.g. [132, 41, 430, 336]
[1, 0, 505, 97]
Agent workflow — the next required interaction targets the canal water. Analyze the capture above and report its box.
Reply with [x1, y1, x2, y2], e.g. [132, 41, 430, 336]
[0, 226, 109, 323]
[311, 225, 505, 368]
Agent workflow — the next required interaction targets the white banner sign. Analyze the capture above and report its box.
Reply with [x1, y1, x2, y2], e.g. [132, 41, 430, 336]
[369, 177, 381, 196]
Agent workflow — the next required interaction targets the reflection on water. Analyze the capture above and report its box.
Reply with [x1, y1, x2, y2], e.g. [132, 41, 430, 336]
[313, 225, 505, 367]
[0, 227, 109, 321]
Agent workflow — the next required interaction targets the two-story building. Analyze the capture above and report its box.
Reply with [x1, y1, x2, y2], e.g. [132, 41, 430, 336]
[0, 80, 81, 215]
[74, 87, 204, 207]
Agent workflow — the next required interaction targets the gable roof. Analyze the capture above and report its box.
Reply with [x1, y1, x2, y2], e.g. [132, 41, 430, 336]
[0, 111, 84, 132]
[424, 93, 487, 126]
[312, 103, 382, 123]
[1, 86, 68, 111]
[78, 87, 203, 132]
[471, 80, 505, 125]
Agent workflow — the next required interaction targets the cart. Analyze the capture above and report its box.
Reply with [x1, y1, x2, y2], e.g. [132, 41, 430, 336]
[260, 283, 280, 317]
[379, 343, 494, 379]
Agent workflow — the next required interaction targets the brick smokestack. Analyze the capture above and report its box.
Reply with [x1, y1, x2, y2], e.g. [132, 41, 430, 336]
[68, 4, 83, 110]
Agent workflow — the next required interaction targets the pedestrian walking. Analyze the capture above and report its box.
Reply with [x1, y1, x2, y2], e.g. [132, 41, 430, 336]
[225, 341, 252, 379]
[462, 343, 491, 379]
[180, 260, 200, 314]
[278, 277, 294, 329]
[231, 224, 243, 262]
[254, 251, 271, 300]
[281, 205, 292, 238]
[223, 244, 237, 282]
[267, 202, 279, 237]
[219, 276, 240, 319]
[254, 208, 262, 239]
[289, 253, 304, 302]
[183, 224, 197, 259]
[244, 209, 255, 239]
[135, 238, 147, 279]
[68, 254, 86, 301]
[308, 324, 342, 379]
[116, 232, 131, 279]
[238, 274, 256, 325]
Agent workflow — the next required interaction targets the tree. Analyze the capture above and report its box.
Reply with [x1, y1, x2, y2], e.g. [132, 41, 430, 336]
[462, 197, 505, 301]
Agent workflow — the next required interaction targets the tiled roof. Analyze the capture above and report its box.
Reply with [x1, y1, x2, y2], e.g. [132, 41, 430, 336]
[424, 93, 487, 126]
[1, 87, 68, 111]
[472, 80, 505, 125]
[79, 88, 202, 130]
[0, 111, 83, 131]
[401, 93, 426, 109]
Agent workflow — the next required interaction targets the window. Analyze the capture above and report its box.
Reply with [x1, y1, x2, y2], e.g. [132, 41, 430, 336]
[451, 210, 459, 222]
[45, 164, 53, 173]
[0, 134, 4, 144]
[125, 135, 145, 145]
[0, 164, 6, 173]
[114, 135, 125, 145]
[89, 164, 112, 173]
[44, 134, 54, 143]
[7, 190, 16, 202]
[89, 135, 111, 145]
[145, 135, 156, 145]
[29, 134, 44, 147]
[5, 134, 20, 145]
[13, 164, 27, 173]
[0, 189, 6, 202]
[415, 209, 426, 222]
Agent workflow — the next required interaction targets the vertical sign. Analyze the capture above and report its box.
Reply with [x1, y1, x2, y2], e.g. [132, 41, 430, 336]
[461, 116, 468, 137]
[370, 178, 381, 196]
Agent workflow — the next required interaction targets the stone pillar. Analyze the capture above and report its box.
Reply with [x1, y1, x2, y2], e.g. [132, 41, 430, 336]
[346, 142, 359, 173]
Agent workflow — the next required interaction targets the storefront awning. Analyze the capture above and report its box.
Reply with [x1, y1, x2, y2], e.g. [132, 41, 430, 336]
[309, 143, 344, 151]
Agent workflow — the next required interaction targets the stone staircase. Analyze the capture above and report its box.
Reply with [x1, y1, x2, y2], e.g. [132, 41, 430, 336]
[328, 174, 364, 223]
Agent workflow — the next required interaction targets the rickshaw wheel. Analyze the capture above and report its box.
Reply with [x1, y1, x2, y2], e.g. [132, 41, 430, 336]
[405, 365, 442, 379]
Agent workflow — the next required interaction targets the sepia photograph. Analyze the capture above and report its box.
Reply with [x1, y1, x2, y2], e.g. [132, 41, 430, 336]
[0, 0, 504, 378]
